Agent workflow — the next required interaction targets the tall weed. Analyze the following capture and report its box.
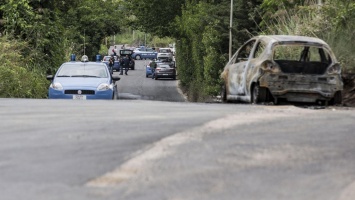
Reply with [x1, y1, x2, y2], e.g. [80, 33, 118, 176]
[0, 36, 48, 98]
[260, 1, 355, 73]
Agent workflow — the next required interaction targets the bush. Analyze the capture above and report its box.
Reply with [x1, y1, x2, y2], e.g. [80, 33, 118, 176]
[0, 36, 48, 98]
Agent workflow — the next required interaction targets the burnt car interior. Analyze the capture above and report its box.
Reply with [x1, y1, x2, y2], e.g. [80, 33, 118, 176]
[273, 45, 332, 75]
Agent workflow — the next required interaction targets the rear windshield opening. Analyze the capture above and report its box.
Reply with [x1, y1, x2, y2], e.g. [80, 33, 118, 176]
[273, 45, 332, 75]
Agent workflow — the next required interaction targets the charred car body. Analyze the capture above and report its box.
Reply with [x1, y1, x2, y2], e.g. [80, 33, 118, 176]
[221, 35, 343, 105]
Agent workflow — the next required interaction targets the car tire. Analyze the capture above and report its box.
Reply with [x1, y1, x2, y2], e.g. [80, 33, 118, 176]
[155, 76, 158, 80]
[135, 55, 141, 60]
[129, 62, 135, 70]
[221, 84, 228, 103]
[113, 87, 118, 100]
[252, 84, 267, 104]
[329, 91, 342, 105]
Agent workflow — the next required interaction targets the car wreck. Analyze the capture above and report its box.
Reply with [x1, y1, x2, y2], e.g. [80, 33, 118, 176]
[221, 35, 343, 105]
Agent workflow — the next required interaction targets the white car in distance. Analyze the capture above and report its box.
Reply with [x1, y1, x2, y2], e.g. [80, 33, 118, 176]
[157, 48, 174, 61]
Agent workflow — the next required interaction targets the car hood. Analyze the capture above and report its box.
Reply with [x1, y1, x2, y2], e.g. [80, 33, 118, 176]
[54, 77, 110, 88]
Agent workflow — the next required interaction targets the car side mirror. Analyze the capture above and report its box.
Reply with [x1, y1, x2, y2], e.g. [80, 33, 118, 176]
[112, 75, 121, 83]
[46, 75, 54, 81]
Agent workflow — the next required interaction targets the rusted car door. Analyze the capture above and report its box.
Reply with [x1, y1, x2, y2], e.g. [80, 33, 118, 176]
[227, 39, 256, 95]
[244, 40, 267, 97]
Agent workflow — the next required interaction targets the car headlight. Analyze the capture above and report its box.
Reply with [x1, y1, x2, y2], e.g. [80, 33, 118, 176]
[327, 63, 341, 74]
[97, 83, 113, 91]
[261, 60, 280, 73]
[50, 82, 63, 90]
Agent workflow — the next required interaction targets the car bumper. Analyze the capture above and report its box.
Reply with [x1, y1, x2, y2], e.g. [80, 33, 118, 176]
[155, 72, 176, 78]
[259, 73, 343, 102]
[48, 88, 114, 99]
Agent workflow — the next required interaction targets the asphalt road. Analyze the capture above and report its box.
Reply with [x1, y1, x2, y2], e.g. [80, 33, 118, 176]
[0, 60, 355, 200]
[115, 60, 186, 102]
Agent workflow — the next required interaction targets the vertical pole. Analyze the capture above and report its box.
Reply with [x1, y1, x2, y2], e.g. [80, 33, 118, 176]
[84, 29, 85, 55]
[145, 33, 147, 47]
[229, 0, 233, 60]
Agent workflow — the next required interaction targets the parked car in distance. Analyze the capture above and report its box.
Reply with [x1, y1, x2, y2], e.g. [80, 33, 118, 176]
[46, 55, 120, 100]
[119, 49, 135, 70]
[132, 47, 157, 60]
[146, 59, 163, 78]
[154, 62, 176, 80]
[221, 35, 343, 105]
[157, 48, 173, 61]
[102, 55, 120, 72]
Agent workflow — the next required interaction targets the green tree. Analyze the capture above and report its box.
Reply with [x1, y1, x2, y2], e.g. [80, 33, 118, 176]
[65, 0, 124, 58]
[174, 0, 262, 101]
[0, 0, 125, 98]
[126, 0, 185, 37]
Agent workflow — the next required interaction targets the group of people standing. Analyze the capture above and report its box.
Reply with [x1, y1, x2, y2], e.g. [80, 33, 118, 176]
[108, 54, 130, 75]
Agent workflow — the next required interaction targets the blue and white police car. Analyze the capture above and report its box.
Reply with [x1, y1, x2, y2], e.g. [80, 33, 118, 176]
[46, 55, 120, 100]
[131, 47, 157, 60]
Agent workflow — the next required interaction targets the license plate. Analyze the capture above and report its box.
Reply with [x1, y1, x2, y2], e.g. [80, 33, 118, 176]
[73, 95, 86, 100]
[163, 74, 169, 75]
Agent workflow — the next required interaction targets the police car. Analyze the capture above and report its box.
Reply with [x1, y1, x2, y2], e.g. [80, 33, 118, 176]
[102, 55, 120, 72]
[131, 47, 157, 60]
[46, 55, 120, 100]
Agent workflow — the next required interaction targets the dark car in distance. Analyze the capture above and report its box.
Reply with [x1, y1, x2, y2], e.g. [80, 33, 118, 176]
[154, 62, 176, 80]
[119, 49, 135, 70]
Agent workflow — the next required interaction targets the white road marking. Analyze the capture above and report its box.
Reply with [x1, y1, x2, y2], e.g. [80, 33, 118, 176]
[338, 180, 355, 200]
[86, 112, 295, 187]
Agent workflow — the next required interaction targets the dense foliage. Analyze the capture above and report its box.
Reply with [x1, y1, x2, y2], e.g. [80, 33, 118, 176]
[128, 0, 263, 101]
[1, 0, 354, 100]
[260, 0, 355, 74]
[0, 35, 48, 98]
[170, 0, 354, 101]
[0, 0, 124, 98]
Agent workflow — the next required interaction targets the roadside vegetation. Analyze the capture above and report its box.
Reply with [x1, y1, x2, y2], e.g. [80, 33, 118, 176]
[128, 0, 355, 102]
[0, 0, 124, 98]
[0, 0, 354, 102]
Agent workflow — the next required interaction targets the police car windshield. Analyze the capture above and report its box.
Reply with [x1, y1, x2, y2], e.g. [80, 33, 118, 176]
[57, 64, 108, 78]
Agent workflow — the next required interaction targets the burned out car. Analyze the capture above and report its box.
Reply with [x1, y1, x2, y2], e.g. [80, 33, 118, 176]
[221, 35, 343, 105]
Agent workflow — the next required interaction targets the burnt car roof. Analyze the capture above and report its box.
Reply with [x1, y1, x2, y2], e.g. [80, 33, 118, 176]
[256, 35, 328, 46]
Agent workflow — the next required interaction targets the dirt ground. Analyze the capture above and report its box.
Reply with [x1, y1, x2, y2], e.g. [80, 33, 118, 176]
[342, 73, 355, 107]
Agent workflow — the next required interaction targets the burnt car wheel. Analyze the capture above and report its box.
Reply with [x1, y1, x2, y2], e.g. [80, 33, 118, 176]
[221, 84, 228, 103]
[252, 84, 267, 104]
[329, 91, 342, 105]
